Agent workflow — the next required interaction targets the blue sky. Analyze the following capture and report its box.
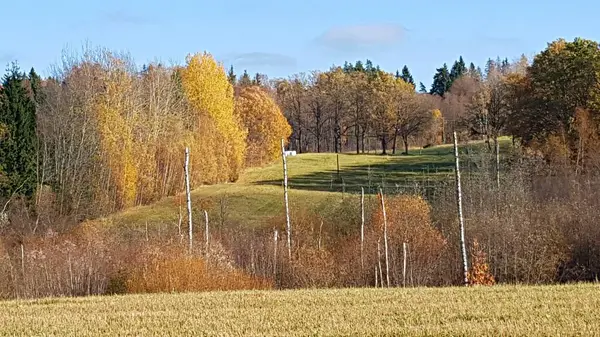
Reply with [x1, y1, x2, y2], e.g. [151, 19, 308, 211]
[1, 0, 599, 87]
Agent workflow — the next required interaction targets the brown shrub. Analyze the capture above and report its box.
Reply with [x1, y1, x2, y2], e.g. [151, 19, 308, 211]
[366, 194, 447, 286]
[125, 253, 272, 293]
[467, 239, 495, 286]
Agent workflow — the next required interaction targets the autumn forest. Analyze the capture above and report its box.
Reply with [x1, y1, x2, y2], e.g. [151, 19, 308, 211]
[1, 37, 600, 298]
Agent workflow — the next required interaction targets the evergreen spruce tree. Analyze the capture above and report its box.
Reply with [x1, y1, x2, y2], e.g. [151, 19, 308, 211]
[28, 68, 44, 108]
[343, 61, 354, 73]
[485, 58, 496, 78]
[252, 72, 262, 86]
[0, 63, 38, 197]
[418, 82, 428, 93]
[365, 59, 374, 75]
[227, 65, 236, 85]
[354, 60, 365, 72]
[500, 57, 510, 74]
[430, 63, 451, 96]
[400, 65, 415, 85]
[450, 56, 467, 82]
[468, 62, 477, 77]
[239, 70, 252, 86]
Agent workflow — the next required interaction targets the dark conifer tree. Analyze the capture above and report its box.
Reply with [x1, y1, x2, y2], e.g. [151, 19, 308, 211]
[430, 63, 451, 96]
[227, 65, 236, 85]
[0, 63, 38, 197]
[400, 65, 415, 86]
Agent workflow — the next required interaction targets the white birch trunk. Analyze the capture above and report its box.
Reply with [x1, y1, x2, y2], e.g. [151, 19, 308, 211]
[495, 137, 500, 189]
[379, 187, 390, 287]
[361, 187, 365, 272]
[185, 147, 193, 255]
[453, 132, 469, 286]
[281, 139, 292, 260]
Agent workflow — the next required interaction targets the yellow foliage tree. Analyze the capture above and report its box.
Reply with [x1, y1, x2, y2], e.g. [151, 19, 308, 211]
[180, 53, 247, 182]
[95, 57, 137, 209]
[235, 86, 292, 167]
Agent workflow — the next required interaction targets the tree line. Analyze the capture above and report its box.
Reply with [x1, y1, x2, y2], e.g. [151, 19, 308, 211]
[0, 48, 291, 226]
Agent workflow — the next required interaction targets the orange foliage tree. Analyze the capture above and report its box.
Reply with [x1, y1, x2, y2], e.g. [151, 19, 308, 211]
[367, 195, 446, 286]
[236, 86, 292, 167]
[467, 239, 496, 286]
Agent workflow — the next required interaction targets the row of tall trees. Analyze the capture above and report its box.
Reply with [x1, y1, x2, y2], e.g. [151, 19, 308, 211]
[0, 48, 291, 225]
[273, 63, 442, 154]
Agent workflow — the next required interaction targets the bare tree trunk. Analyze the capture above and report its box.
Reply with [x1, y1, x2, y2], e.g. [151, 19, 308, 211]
[403, 242, 407, 288]
[273, 229, 278, 277]
[375, 265, 378, 288]
[379, 187, 390, 287]
[377, 239, 383, 288]
[281, 139, 292, 260]
[495, 137, 500, 189]
[177, 204, 182, 241]
[361, 130, 366, 153]
[185, 147, 193, 255]
[250, 242, 255, 275]
[318, 220, 323, 250]
[453, 132, 469, 286]
[355, 125, 360, 154]
[360, 187, 365, 273]
[21, 244, 25, 280]
[204, 210, 209, 253]
[403, 135, 409, 155]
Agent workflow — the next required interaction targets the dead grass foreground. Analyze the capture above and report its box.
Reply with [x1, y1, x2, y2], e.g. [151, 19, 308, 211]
[1, 283, 599, 336]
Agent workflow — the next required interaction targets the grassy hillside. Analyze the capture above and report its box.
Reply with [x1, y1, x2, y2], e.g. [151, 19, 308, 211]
[110, 138, 511, 230]
[2, 283, 598, 336]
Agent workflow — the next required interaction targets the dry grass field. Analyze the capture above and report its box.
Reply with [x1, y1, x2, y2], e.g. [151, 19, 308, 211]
[2, 283, 599, 336]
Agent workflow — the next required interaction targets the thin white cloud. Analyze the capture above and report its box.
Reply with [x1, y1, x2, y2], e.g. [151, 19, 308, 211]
[315, 24, 405, 51]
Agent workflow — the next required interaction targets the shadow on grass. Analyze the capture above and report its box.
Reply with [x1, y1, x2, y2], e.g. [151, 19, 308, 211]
[255, 151, 456, 195]
[254, 141, 507, 195]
